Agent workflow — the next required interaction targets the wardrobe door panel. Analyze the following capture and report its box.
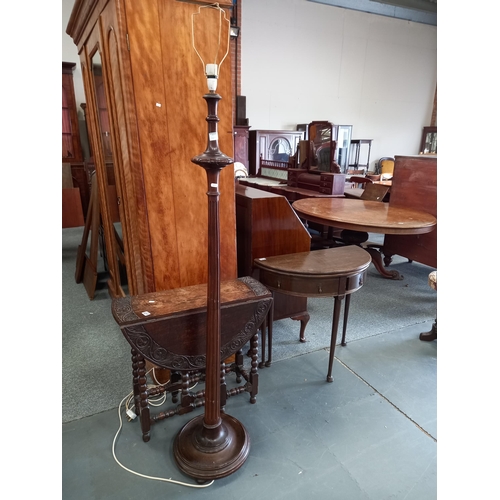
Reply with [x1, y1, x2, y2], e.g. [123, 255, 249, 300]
[159, 1, 236, 286]
[125, 0, 236, 290]
[123, 0, 181, 291]
[101, 2, 154, 294]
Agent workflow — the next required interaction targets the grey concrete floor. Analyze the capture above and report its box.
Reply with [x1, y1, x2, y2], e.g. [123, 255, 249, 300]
[62, 321, 436, 499]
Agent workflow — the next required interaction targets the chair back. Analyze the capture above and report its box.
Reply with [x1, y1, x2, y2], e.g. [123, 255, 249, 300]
[377, 157, 395, 176]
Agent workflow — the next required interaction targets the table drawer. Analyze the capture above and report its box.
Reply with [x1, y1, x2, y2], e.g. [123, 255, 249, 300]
[258, 268, 367, 298]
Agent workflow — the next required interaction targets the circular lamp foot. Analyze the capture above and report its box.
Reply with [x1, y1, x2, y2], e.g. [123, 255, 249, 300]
[173, 413, 250, 481]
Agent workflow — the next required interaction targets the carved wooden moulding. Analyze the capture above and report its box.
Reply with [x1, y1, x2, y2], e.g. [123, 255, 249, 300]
[112, 276, 272, 371]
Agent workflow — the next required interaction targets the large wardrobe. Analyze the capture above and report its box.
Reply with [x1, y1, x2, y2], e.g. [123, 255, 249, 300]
[66, 0, 237, 297]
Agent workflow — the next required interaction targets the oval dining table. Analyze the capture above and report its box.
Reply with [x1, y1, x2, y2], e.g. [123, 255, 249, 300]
[292, 197, 437, 280]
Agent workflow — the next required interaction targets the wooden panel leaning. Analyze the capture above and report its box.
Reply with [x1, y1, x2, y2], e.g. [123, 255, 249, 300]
[383, 155, 437, 268]
[111, 277, 272, 442]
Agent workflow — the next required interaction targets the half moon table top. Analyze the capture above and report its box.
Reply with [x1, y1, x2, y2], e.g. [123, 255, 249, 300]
[292, 198, 436, 235]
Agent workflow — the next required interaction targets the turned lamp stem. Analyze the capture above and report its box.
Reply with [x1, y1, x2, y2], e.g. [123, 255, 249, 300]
[173, 4, 250, 481]
[191, 90, 233, 432]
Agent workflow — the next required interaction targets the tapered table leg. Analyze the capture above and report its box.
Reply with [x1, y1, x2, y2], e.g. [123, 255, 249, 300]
[327, 296, 344, 383]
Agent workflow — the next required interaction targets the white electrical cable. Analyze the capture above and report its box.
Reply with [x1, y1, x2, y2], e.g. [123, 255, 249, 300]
[112, 392, 214, 489]
[151, 367, 199, 392]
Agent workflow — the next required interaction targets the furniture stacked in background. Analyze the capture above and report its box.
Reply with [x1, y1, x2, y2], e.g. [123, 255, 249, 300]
[248, 129, 304, 176]
[238, 157, 346, 202]
[287, 155, 346, 196]
[62, 62, 88, 228]
[383, 155, 437, 269]
[295, 123, 353, 173]
[240, 121, 347, 202]
[288, 121, 345, 195]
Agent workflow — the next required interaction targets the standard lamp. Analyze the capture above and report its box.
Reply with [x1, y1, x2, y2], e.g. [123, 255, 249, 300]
[173, 3, 250, 481]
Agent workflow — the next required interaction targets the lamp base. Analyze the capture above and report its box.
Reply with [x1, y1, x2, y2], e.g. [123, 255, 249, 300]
[173, 413, 250, 480]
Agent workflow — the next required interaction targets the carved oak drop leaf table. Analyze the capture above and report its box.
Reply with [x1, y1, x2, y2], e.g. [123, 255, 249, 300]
[112, 276, 272, 442]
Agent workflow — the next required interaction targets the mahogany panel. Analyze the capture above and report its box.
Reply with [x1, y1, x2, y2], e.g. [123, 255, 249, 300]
[159, 1, 236, 286]
[235, 184, 311, 323]
[62, 188, 85, 228]
[123, 0, 181, 290]
[125, 0, 236, 289]
[383, 155, 437, 268]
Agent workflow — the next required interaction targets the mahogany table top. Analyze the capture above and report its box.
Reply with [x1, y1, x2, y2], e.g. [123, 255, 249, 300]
[292, 198, 436, 235]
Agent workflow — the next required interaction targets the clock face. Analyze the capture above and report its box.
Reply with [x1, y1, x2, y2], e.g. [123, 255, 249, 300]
[269, 138, 292, 161]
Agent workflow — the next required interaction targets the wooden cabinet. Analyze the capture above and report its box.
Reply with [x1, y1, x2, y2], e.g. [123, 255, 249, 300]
[249, 130, 304, 175]
[67, 0, 237, 297]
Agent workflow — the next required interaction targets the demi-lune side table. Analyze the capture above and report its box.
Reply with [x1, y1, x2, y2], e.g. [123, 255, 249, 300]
[253, 246, 371, 382]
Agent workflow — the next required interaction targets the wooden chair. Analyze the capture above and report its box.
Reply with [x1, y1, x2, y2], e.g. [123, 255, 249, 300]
[377, 157, 395, 179]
